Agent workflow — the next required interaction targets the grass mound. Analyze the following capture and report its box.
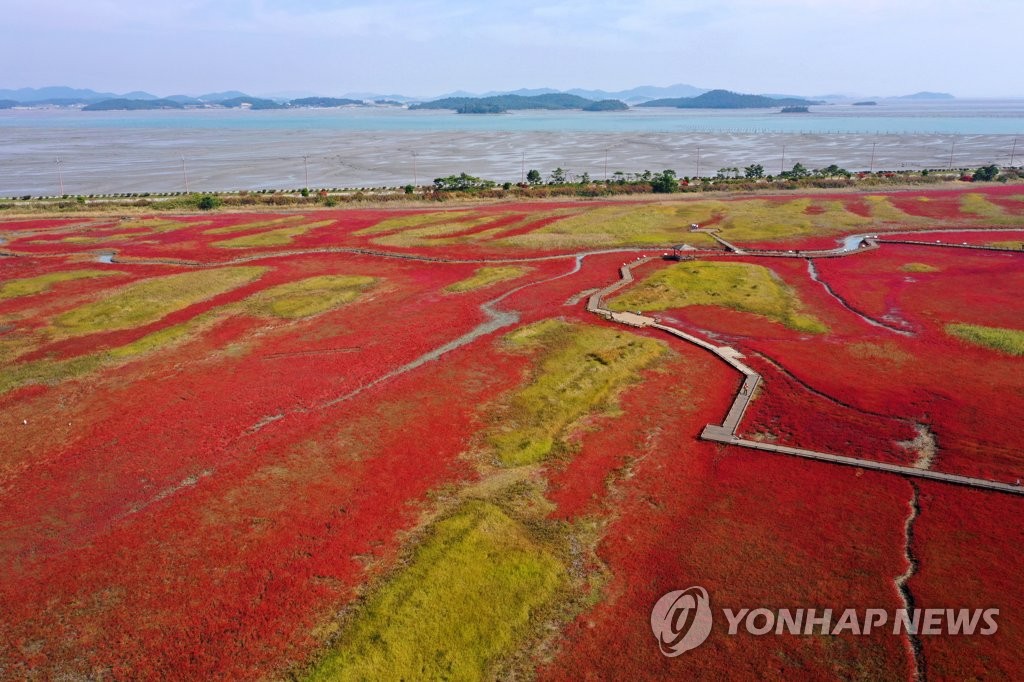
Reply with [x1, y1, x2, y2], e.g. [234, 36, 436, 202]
[489, 319, 667, 466]
[960, 194, 1023, 225]
[53, 267, 266, 335]
[711, 198, 874, 242]
[211, 220, 334, 248]
[900, 262, 940, 273]
[244, 275, 377, 318]
[0, 269, 119, 300]
[947, 323, 1024, 356]
[608, 261, 828, 333]
[445, 266, 530, 293]
[500, 204, 718, 249]
[307, 501, 563, 681]
[354, 210, 476, 236]
[203, 215, 308, 235]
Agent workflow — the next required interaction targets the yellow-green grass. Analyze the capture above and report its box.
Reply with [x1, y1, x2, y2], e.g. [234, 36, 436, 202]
[353, 210, 476, 236]
[608, 261, 828, 333]
[900, 262, 940, 273]
[445, 266, 530, 293]
[710, 198, 875, 243]
[307, 500, 563, 681]
[946, 323, 1024, 356]
[243, 275, 377, 318]
[960, 193, 1023, 225]
[52, 266, 266, 336]
[369, 210, 582, 248]
[989, 240, 1024, 250]
[500, 204, 719, 250]
[0, 313, 214, 395]
[368, 216, 505, 246]
[203, 215, 309, 235]
[0, 269, 119, 300]
[489, 319, 667, 466]
[61, 232, 149, 244]
[211, 220, 334, 248]
[863, 195, 924, 225]
[116, 218, 209, 233]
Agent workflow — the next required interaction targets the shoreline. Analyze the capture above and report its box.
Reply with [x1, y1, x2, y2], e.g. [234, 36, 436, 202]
[1, 178, 1021, 221]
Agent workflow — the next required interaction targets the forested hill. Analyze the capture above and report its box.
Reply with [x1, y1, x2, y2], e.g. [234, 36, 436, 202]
[637, 89, 821, 109]
[410, 93, 628, 113]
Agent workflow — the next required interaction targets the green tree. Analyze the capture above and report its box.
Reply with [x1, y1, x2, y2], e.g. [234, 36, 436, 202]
[549, 167, 566, 183]
[973, 164, 999, 181]
[781, 163, 810, 180]
[650, 169, 679, 193]
[744, 164, 765, 179]
[432, 173, 494, 191]
[526, 169, 542, 185]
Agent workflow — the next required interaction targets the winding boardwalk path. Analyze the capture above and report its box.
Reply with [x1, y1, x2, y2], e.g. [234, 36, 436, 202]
[4, 216, 1022, 494]
[587, 247, 1024, 497]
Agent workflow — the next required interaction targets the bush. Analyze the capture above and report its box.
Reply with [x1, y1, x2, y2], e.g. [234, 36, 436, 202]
[197, 195, 220, 210]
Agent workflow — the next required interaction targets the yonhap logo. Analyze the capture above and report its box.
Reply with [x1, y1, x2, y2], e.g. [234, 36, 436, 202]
[650, 586, 713, 656]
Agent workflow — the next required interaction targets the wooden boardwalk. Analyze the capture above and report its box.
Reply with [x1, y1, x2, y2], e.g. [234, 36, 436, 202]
[589, 251, 1024, 497]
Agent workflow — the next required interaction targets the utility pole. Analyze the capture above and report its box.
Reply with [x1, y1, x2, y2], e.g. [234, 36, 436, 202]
[56, 157, 64, 196]
[780, 145, 786, 175]
[1010, 137, 1018, 168]
[521, 151, 525, 184]
[696, 145, 701, 178]
[412, 151, 418, 186]
[948, 138, 956, 170]
[604, 148, 609, 181]
[869, 141, 877, 173]
[181, 155, 189, 193]
[303, 155, 309, 189]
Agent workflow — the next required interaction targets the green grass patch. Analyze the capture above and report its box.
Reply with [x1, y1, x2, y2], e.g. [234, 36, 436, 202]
[711, 198, 874, 243]
[203, 215, 309, 235]
[0, 313, 215, 395]
[900, 262, 940, 273]
[115, 218, 207, 233]
[946, 323, 1024, 356]
[307, 500, 563, 681]
[211, 220, 334, 248]
[500, 204, 718, 250]
[989, 240, 1024, 250]
[244, 275, 377, 318]
[0, 269, 120, 300]
[354, 210, 476, 236]
[960, 194, 1022, 225]
[61, 232, 149, 244]
[52, 266, 266, 336]
[445, 266, 530, 293]
[489, 319, 667, 466]
[863, 195, 921, 224]
[608, 261, 828, 333]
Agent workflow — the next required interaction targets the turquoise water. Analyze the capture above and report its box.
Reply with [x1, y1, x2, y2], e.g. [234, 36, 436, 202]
[2, 100, 1021, 195]
[3, 100, 1024, 135]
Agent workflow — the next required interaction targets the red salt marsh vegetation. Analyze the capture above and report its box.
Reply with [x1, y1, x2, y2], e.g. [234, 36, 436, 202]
[1, 185, 1022, 679]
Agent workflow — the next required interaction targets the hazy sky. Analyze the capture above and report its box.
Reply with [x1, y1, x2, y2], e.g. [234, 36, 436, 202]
[3, 0, 1020, 98]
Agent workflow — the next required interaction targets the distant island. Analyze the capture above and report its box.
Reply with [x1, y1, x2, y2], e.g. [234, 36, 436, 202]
[897, 91, 955, 100]
[83, 98, 185, 111]
[780, 106, 810, 113]
[0, 85, 970, 112]
[288, 97, 364, 108]
[636, 89, 821, 109]
[81, 96, 369, 111]
[411, 93, 628, 114]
